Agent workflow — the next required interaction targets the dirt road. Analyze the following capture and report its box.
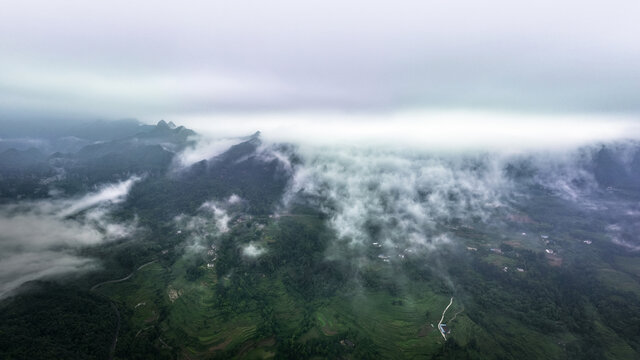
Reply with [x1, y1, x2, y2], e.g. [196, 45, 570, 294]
[437, 297, 453, 340]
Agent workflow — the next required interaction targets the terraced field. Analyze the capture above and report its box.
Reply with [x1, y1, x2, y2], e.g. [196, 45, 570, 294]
[87, 211, 640, 359]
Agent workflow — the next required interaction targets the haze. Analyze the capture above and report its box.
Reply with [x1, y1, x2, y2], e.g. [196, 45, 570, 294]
[1, 0, 640, 124]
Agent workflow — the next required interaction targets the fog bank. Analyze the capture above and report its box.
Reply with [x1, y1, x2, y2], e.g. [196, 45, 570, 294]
[179, 111, 640, 152]
[0, 177, 140, 298]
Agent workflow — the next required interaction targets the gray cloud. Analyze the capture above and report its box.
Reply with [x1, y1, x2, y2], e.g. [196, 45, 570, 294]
[242, 243, 266, 258]
[172, 120, 640, 269]
[284, 146, 512, 266]
[0, 252, 95, 299]
[58, 176, 141, 217]
[1, 1, 640, 120]
[0, 177, 140, 298]
[172, 136, 243, 169]
[181, 111, 640, 152]
[278, 138, 640, 268]
[175, 196, 237, 254]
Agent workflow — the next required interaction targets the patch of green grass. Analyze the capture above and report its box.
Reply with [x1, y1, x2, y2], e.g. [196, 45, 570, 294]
[592, 320, 637, 360]
[484, 253, 517, 267]
[614, 255, 640, 278]
[309, 286, 450, 358]
[598, 268, 640, 297]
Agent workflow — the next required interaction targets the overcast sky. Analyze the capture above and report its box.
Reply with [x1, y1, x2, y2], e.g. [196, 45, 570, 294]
[1, 0, 639, 122]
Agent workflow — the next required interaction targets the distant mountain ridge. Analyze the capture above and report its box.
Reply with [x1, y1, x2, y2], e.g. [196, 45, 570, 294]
[0, 120, 198, 199]
[0, 121, 293, 217]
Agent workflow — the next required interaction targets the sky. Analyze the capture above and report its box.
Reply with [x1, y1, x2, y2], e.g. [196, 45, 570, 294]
[1, 0, 640, 123]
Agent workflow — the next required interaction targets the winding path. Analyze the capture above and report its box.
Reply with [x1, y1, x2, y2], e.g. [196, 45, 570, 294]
[91, 260, 158, 291]
[91, 259, 158, 359]
[437, 297, 454, 341]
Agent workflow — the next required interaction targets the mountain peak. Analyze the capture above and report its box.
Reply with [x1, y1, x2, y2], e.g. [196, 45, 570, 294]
[240, 131, 261, 142]
[156, 120, 170, 129]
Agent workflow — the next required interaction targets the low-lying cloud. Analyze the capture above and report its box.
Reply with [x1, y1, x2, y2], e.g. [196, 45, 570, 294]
[242, 243, 266, 258]
[176, 114, 640, 265]
[180, 110, 640, 152]
[0, 177, 140, 298]
[286, 147, 510, 264]
[279, 138, 640, 266]
[59, 176, 141, 217]
[173, 136, 244, 168]
[176, 195, 239, 254]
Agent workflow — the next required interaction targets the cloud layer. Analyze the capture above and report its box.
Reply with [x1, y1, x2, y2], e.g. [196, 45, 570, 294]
[175, 195, 238, 254]
[277, 137, 640, 268]
[181, 111, 640, 152]
[1, 1, 640, 119]
[286, 147, 510, 264]
[0, 177, 140, 298]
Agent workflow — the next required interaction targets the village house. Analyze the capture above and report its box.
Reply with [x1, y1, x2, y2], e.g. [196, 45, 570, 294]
[439, 323, 450, 335]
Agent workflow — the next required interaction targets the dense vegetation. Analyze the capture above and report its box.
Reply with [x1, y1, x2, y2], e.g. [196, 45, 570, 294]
[0, 283, 117, 360]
